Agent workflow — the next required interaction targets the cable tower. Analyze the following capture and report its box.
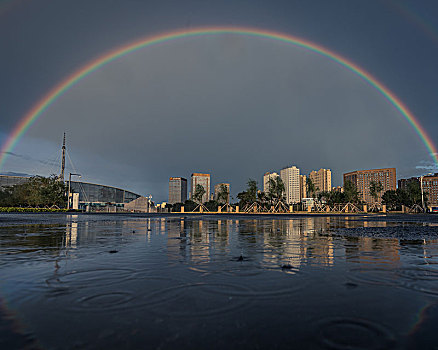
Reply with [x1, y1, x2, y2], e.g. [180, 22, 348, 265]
[60, 132, 66, 182]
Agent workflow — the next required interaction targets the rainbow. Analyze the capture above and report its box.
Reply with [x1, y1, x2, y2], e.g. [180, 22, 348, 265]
[1, 27, 437, 169]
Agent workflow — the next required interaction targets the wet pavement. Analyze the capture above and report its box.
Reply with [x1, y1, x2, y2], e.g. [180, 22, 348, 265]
[1, 213, 437, 349]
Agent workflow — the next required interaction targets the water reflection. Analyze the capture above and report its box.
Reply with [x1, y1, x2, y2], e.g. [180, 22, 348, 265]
[1, 214, 438, 348]
[162, 217, 415, 270]
[2, 216, 437, 271]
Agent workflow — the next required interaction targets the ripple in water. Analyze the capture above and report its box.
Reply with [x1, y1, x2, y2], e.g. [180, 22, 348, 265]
[397, 267, 438, 296]
[203, 272, 308, 299]
[317, 317, 396, 350]
[46, 267, 137, 291]
[139, 282, 254, 318]
[347, 267, 400, 288]
[77, 291, 134, 310]
[61, 275, 183, 314]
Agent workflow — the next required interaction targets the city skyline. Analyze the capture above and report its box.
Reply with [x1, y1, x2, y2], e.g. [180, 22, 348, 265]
[1, 1, 438, 202]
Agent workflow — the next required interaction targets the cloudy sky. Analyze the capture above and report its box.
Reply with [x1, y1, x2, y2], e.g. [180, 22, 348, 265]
[1, 0, 438, 202]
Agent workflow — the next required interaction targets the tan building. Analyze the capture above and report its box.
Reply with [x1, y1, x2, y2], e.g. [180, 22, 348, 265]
[191, 173, 210, 203]
[300, 175, 307, 201]
[263, 172, 279, 194]
[214, 183, 230, 204]
[423, 175, 438, 207]
[309, 168, 332, 194]
[343, 168, 396, 204]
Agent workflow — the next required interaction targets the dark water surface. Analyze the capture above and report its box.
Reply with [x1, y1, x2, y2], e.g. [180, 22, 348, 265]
[1, 213, 438, 349]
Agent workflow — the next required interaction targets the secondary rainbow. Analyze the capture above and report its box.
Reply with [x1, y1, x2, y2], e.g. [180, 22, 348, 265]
[1, 26, 437, 169]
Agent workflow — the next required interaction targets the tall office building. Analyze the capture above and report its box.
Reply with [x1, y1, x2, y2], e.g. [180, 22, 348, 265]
[343, 168, 396, 204]
[191, 173, 210, 203]
[299, 175, 307, 201]
[280, 166, 300, 204]
[263, 172, 279, 193]
[168, 177, 187, 204]
[214, 183, 230, 204]
[309, 169, 332, 194]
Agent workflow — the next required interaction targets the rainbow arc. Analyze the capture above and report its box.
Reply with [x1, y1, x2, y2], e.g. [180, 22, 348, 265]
[0, 27, 437, 168]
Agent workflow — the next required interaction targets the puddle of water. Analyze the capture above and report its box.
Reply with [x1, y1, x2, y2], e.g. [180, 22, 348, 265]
[0, 213, 437, 348]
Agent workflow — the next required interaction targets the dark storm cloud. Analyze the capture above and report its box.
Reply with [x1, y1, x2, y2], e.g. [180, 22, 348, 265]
[1, 0, 438, 201]
[2, 151, 58, 167]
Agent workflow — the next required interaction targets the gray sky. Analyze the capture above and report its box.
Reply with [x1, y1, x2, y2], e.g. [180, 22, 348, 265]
[1, 0, 438, 201]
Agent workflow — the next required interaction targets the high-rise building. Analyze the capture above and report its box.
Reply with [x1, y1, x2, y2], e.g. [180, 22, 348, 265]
[191, 173, 210, 203]
[343, 168, 396, 204]
[309, 169, 332, 194]
[421, 174, 438, 207]
[168, 177, 187, 204]
[280, 166, 300, 204]
[214, 183, 230, 204]
[263, 172, 279, 194]
[299, 175, 307, 201]
[399, 173, 438, 206]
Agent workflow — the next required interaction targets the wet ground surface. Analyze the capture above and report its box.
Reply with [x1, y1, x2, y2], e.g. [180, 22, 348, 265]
[1, 213, 437, 349]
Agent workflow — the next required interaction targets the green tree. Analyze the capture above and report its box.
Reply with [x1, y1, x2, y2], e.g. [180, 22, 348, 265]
[184, 199, 197, 212]
[396, 188, 410, 207]
[204, 199, 219, 211]
[171, 202, 183, 212]
[257, 191, 266, 201]
[0, 175, 67, 207]
[192, 184, 206, 203]
[344, 180, 361, 204]
[267, 176, 285, 203]
[237, 179, 258, 206]
[216, 184, 229, 205]
[382, 190, 398, 210]
[369, 180, 384, 203]
[246, 179, 258, 202]
[407, 181, 424, 206]
[306, 177, 319, 199]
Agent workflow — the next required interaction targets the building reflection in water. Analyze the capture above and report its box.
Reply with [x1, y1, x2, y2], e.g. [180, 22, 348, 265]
[53, 216, 438, 273]
[65, 222, 78, 248]
[189, 220, 210, 264]
[164, 217, 438, 271]
[345, 236, 400, 266]
[422, 238, 438, 264]
[165, 217, 338, 270]
[256, 218, 335, 268]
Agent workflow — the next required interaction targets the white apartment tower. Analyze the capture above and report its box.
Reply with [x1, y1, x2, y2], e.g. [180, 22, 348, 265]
[263, 172, 279, 193]
[280, 166, 301, 204]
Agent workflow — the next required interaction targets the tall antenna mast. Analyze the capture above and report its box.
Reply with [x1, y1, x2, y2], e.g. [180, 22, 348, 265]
[60, 132, 66, 182]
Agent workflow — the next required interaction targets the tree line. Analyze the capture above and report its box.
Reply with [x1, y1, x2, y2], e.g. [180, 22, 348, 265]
[0, 175, 67, 208]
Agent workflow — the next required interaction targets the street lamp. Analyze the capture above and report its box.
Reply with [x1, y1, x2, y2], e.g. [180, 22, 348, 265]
[420, 173, 433, 213]
[67, 173, 81, 210]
